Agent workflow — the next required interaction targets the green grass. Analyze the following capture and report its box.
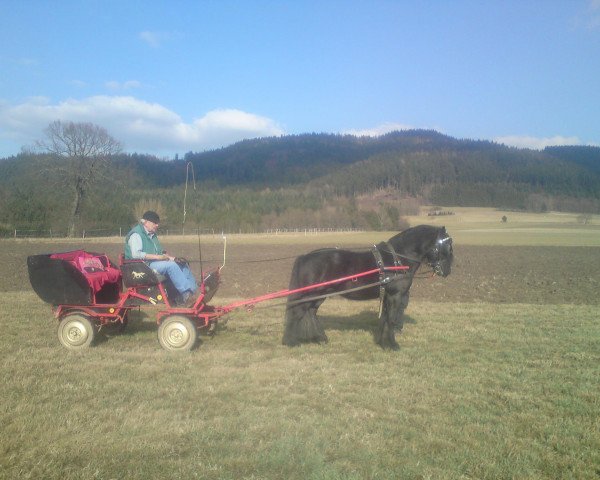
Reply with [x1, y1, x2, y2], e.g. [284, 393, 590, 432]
[1, 293, 599, 479]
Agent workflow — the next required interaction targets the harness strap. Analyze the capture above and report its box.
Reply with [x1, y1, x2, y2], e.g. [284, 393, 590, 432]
[384, 241, 402, 266]
[371, 245, 385, 274]
[371, 246, 387, 319]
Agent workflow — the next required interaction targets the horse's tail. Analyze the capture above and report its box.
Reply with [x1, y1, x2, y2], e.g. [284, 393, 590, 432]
[286, 254, 305, 298]
[284, 253, 327, 345]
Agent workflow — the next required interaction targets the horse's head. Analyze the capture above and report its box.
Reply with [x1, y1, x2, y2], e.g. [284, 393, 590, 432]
[424, 227, 453, 277]
[387, 225, 454, 276]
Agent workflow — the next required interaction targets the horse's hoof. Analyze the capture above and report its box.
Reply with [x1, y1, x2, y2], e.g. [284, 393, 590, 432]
[378, 342, 400, 351]
[282, 337, 300, 347]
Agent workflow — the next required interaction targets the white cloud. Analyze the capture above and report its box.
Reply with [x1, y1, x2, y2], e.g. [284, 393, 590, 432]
[70, 79, 88, 88]
[139, 31, 174, 48]
[587, 0, 600, 29]
[17, 57, 38, 67]
[574, 0, 600, 30]
[592, 5, 600, 29]
[494, 135, 581, 150]
[105, 80, 142, 91]
[0, 95, 285, 156]
[344, 122, 414, 137]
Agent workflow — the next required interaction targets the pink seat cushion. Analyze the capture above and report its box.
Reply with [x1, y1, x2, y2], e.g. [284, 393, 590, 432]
[50, 250, 121, 296]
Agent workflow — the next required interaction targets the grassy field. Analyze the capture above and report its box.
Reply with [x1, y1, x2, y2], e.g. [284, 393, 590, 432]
[1, 295, 598, 479]
[1, 209, 599, 479]
[405, 207, 600, 246]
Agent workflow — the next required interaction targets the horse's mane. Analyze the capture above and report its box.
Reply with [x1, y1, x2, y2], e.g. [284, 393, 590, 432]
[389, 225, 445, 254]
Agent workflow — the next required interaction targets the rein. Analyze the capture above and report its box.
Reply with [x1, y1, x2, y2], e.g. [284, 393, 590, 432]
[277, 277, 389, 310]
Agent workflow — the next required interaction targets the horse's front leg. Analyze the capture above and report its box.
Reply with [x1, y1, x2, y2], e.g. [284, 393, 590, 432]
[375, 293, 401, 350]
[393, 291, 410, 333]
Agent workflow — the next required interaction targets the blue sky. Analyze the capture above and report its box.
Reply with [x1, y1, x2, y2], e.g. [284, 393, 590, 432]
[1, 0, 599, 158]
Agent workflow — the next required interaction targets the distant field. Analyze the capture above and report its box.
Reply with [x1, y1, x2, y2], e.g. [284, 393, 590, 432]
[405, 207, 600, 246]
[1, 208, 599, 479]
[5, 206, 599, 247]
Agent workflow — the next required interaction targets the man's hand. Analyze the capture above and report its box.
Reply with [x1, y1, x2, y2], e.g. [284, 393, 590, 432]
[174, 257, 189, 266]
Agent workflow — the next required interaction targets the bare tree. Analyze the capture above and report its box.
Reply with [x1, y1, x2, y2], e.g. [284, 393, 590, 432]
[37, 120, 122, 237]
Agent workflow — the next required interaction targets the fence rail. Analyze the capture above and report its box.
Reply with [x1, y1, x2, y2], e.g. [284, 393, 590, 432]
[1, 227, 363, 239]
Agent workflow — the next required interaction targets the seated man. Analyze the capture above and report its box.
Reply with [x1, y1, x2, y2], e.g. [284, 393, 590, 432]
[124, 210, 197, 307]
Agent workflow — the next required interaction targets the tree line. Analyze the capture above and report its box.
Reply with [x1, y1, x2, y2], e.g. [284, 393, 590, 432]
[1, 124, 599, 237]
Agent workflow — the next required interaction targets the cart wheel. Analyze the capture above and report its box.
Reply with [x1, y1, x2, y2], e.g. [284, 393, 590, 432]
[58, 314, 97, 350]
[158, 315, 197, 352]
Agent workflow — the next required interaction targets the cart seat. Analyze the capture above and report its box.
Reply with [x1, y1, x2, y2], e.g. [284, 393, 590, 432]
[119, 255, 166, 288]
[28, 250, 121, 305]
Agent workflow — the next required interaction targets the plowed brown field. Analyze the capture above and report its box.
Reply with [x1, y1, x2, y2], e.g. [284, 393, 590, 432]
[5, 238, 599, 305]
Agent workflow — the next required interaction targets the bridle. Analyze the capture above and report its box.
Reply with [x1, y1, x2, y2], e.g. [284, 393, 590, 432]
[374, 233, 453, 277]
[426, 235, 453, 276]
[369, 234, 451, 317]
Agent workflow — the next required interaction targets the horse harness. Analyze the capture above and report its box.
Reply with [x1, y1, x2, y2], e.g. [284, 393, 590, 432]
[277, 233, 452, 313]
[280, 244, 414, 313]
[371, 242, 413, 318]
[372, 243, 402, 279]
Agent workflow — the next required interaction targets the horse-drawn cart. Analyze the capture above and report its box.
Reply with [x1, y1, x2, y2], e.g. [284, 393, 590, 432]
[27, 249, 410, 352]
[28, 225, 452, 352]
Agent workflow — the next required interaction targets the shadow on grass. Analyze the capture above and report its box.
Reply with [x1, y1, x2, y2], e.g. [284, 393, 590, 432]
[213, 309, 418, 342]
[99, 310, 157, 342]
[98, 310, 207, 350]
[102, 308, 417, 347]
[319, 310, 417, 333]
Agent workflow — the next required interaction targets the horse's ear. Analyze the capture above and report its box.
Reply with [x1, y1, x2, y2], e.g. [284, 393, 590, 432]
[441, 226, 446, 233]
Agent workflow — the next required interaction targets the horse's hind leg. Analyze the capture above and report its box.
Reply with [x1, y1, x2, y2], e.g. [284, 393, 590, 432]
[283, 301, 307, 346]
[304, 300, 328, 343]
[283, 299, 327, 345]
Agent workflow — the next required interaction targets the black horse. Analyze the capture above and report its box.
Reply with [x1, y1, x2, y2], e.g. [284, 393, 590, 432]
[282, 225, 453, 350]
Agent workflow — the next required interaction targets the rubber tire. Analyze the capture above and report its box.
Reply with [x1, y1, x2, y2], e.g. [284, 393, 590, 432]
[58, 313, 97, 350]
[158, 315, 198, 352]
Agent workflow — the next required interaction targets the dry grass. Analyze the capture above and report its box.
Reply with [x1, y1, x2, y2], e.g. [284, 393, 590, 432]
[2, 210, 600, 478]
[1, 293, 599, 479]
[4, 207, 600, 248]
[405, 207, 600, 246]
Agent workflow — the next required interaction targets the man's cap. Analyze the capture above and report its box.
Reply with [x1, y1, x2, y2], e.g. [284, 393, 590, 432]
[142, 211, 160, 224]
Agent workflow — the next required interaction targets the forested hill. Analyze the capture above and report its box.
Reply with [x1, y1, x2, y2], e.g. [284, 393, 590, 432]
[544, 145, 600, 174]
[181, 131, 600, 207]
[180, 131, 600, 201]
[182, 130, 463, 187]
[1, 130, 599, 234]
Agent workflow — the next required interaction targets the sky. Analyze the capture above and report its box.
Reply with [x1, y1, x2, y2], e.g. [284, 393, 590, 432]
[1, 0, 599, 159]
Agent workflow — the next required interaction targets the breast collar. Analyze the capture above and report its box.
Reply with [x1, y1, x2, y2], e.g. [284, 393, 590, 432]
[371, 242, 413, 279]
